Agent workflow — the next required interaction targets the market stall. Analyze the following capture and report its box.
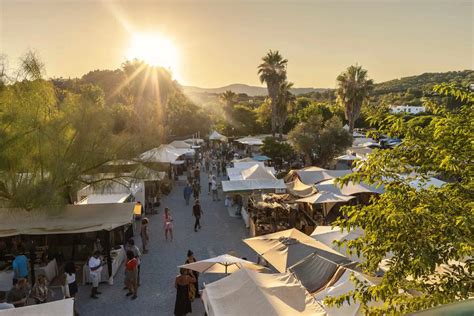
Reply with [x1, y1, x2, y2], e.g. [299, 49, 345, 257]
[202, 268, 327, 316]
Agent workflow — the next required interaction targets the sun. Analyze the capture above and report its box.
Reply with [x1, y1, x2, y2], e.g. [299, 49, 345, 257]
[126, 33, 181, 79]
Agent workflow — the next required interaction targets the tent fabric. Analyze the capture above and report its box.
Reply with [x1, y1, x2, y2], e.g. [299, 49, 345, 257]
[168, 140, 192, 149]
[311, 226, 365, 263]
[233, 161, 266, 169]
[77, 193, 131, 204]
[316, 179, 384, 195]
[0, 203, 135, 237]
[227, 165, 276, 181]
[222, 179, 286, 193]
[202, 268, 327, 316]
[235, 137, 264, 146]
[296, 191, 355, 204]
[315, 270, 375, 316]
[241, 165, 277, 181]
[253, 155, 271, 161]
[0, 298, 74, 316]
[291, 169, 353, 185]
[209, 131, 227, 141]
[178, 254, 265, 274]
[243, 228, 350, 273]
[290, 253, 339, 293]
[286, 178, 317, 197]
[232, 157, 257, 163]
[335, 154, 359, 161]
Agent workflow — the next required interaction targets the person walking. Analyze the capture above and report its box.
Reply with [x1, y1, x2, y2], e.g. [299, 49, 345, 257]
[185, 250, 200, 299]
[174, 268, 196, 316]
[192, 200, 203, 232]
[211, 176, 220, 201]
[193, 165, 200, 184]
[192, 180, 200, 201]
[183, 182, 192, 205]
[63, 261, 78, 298]
[163, 208, 174, 242]
[124, 250, 138, 300]
[140, 218, 150, 253]
[12, 249, 29, 284]
[207, 172, 213, 194]
[88, 251, 104, 299]
[125, 239, 142, 286]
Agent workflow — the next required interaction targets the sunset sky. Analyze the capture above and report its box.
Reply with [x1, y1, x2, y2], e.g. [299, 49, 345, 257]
[1, 0, 472, 88]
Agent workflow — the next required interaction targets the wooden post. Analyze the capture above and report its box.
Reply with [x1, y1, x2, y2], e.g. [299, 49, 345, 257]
[105, 231, 112, 279]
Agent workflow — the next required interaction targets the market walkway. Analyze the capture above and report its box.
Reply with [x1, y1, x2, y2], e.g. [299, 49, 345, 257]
[76, 171, 254, 315]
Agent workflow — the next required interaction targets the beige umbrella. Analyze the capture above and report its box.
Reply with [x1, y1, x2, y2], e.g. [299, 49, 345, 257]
[243, 228, 350, 273]
[295, 191, 355, 216]
[178, 254, 266, 274]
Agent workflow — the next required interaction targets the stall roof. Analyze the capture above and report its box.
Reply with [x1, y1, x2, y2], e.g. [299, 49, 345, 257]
[287, 169, 352, 185]
[77, 193, 131, 204]
[202, 268, 327, 316]
[168, 140, 192, 149]
[222, 179, 286, 193]
[139, 145, 193, 163]
[241, 165, 276, 180]
[0, 298, 74, 316]
[209, 131, 227, 141]
[227, 165, 276, 181]
[286, 178, 317, 197]
[316, 179, 384, 195]
[0, 203, 135, 237]
[235, 137, 264, 146]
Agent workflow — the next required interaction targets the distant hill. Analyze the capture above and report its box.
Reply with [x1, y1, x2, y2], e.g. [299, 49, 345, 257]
[181, 83, 327, 96]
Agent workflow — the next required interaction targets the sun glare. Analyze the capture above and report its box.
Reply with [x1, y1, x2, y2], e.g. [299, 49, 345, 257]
[126, 33, 181, 79]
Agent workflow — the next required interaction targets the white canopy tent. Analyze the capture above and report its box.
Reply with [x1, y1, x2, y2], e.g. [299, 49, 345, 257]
[139, 144, 193, 164]
[286, 169, 353, 185]
[314, 269, 376, 316]
[227, 164, 276, 181]
[178, 254, 265, 274]
[243, 228, 350, 273]
[286, 178, 317, 197]
[335, 154, 360, 161]
[168, 140, 192, 149]
[316, 179, 384, 195]
[235, 137, 264, 146]
[296, 192, 355, 216]
[222, 179, 286, 193]
[311, 226, 365, 262]
[209, 130, 227, 141]
[202, 268, 327, 316]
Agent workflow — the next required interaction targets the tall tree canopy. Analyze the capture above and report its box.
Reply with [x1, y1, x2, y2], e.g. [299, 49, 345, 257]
[336, 65, 374, 132]
[328, 84, 473, 314]
[257, 50, 288, 136]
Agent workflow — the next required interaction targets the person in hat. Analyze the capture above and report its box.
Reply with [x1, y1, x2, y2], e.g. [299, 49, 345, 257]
[185, 250, 200, 299]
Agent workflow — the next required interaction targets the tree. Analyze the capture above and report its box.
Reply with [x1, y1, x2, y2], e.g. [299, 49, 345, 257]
[327, 84, 473, 314]
[219, 90, 237, 115]
[288, 113, 352, 167]
[261, 137, 295, 170]
[336, 65, 374, 132]
[257, 50, 288, 136]
[275, 81, 295, 139]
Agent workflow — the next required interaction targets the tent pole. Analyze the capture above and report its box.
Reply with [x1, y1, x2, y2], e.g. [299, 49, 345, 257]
[105, 230, 112, 278]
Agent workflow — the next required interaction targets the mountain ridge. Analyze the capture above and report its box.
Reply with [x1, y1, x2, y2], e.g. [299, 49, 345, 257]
[181, 83, 328, 96]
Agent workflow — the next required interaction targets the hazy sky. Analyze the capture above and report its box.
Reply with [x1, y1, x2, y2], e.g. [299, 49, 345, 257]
[1, 0, 472, 88]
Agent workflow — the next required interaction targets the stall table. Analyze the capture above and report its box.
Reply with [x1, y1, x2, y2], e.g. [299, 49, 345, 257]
[82, 246, 125, 285]
[0, 269, 14, 291]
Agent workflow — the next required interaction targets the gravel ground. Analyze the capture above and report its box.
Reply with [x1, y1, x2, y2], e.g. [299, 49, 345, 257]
[75, 171, 253, 316]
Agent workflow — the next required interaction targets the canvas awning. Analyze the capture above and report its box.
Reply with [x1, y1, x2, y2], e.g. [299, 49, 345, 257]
[241, 164, 276, 180]
[227, 165, 276, 181]
[222, 179, 286, 193]
[0, 203, 135, 237]
[316, 179, 384, 195]
[139, 144, 193, 163]
[77, 193, 131, 204]
[0, 298, 74, 315]
[296, 192, 355, 204]
[168, 140, 192, 149]
[209, 130, 227, 141]
[335, 154, 359, 161]
[235, 137, 264, 146]
[178, 254, 265, 274]
[289, 253, 340, 293]
[311, 226, 365, 263]
[288, 169, 353, 185]
[243, 228, 350, 273]
[286, 178, 317, 197]
[202, 268, 327, 316]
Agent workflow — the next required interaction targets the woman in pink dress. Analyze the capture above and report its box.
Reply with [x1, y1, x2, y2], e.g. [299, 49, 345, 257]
[163, 208, 174, 241]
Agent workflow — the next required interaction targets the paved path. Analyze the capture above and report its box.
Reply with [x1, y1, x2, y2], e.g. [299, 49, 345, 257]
[76, 171, 253, 315]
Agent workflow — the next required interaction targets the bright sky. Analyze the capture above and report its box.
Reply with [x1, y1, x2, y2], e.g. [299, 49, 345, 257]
[1, 0, 472, 88]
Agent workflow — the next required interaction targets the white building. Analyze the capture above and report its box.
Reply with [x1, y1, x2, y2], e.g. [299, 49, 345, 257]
[391, 105, 426, 114]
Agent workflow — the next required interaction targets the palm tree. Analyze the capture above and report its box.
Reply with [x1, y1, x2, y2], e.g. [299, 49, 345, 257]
[258, 50, 288, 136]
[276, 81, 294, 139]
[336, 65, 374, 132]
[219, 90, 237, 118]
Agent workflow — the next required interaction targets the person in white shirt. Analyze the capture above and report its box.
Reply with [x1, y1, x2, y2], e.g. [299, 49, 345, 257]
[88, 251, 104, 299]
[211, 176, 220, 201]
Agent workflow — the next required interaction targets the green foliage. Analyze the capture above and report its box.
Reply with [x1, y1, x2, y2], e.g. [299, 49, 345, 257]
[261, 137, 295, 169]
[329, 84, 474, 314]
[288, 113, 352, 167]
